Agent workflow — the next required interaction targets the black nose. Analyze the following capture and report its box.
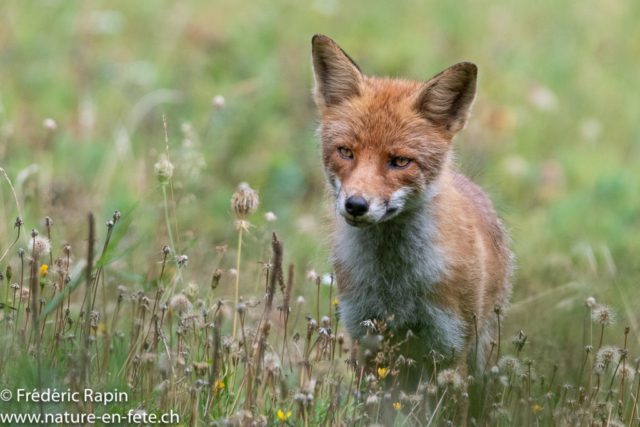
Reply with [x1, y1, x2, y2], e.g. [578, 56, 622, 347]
[345, 196, 369, 217]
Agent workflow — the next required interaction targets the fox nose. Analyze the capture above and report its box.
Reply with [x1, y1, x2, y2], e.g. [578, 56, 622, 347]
[345, 196, 369, 217]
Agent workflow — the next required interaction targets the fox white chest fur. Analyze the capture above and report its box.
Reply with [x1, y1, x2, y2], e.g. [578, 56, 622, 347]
[331, 188, 466, 356]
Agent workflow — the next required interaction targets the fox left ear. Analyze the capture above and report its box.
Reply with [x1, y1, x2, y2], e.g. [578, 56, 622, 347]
[416, 62, 477, 134]
[311, 35, 363, 111]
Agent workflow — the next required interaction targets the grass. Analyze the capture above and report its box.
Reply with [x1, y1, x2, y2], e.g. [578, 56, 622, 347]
[1, 0, 640, 425]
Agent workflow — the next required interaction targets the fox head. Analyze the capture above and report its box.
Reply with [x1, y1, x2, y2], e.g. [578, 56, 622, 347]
[312, 35, 477, 228]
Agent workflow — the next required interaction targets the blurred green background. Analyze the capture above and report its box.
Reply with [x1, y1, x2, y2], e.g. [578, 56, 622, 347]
[1, 0, 640, 375]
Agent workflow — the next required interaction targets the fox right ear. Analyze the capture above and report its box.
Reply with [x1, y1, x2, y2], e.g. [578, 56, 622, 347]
[416, 62, 478, 134]
[312, 35, 363, 110]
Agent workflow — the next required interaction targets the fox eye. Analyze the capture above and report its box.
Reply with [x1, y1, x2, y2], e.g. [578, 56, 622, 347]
[338, 146, 354, 159]
[391, 156, 412, 169]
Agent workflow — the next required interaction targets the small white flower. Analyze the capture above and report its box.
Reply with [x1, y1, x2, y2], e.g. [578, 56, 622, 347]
[43, 118, 57, 130]
[212, 95, 225, 109]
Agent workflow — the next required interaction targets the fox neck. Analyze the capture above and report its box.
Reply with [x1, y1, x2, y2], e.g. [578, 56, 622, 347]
[332, 174, 448, 295]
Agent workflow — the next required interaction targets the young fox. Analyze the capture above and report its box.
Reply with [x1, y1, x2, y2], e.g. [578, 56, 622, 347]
[311, 35, 512, 387]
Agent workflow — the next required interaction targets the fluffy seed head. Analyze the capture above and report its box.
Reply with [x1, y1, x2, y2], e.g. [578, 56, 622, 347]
[498, 356, 521, 373]
[596, 346, 621, 365]
[592, 304, 616, 327]
[29, 236, 52, 256]
[437, 369, 463, 390]
[170, 294, 192, 313]
[617, 365, 635, 380]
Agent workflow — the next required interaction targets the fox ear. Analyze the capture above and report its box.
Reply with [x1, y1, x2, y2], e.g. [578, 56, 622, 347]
[312, 35, 363, 110]
[416, 62, 477, 134]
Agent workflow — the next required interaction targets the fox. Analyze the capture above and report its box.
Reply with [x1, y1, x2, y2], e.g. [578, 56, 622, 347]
[311, 34, 513, 421]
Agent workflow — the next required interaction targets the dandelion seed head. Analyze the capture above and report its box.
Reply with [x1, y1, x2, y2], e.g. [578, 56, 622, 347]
[592, 304, 615, 327]
[170, 294, 192, 313]
[596, 346, 620, 365]
[29, 236, 51, 256]
[498, 356, 520, 372]
[427, 383, 438, 395]
[366, 394, 379, 404]
[437, 369, 463, 390]
[617, 365, 634, 379]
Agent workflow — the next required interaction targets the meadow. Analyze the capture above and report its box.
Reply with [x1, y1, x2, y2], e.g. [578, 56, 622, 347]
[1, 0, 640, 425]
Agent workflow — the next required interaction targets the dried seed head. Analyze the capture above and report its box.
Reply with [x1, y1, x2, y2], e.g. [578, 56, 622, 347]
[436, 369, 463, 390]
[31, 229, 39, 238]
[29, 236, 51, 256]
[113, 210, 122, 221]
[236, 300, 246, 315]
[498, 356, 521, 373]
[183, 282, 200, 302]
[18, 288, 30, 302]
[215, 245, 227, 254]
[176, 254, 189, 268]
[45, 217, 53, 228]
[596, 346, 620, 365]
[264, 352, 280, 374]
[170, 294, 192, 313]
[14, 217, 24, 228]
[231, 183, 259, 230]
[585, 297, 596, 307]
[366, 394, 379, 405]
[162, 245, 171, 255]
[617, 365, 635, 380]
[427, 383, 438, 395]
[154, 159, 175, 183]
[592, 304, 616, 327]
[264, 212, 277, 222]
[106, 220, 114, 229]
[89, 310, 100, 328]
[211, 269, 223, 290]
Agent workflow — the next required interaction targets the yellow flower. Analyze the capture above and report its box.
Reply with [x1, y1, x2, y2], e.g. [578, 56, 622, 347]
[40, 265, 48, 276]
[277, 409, 291, 421]
[393, 402, 402, 411]
[533, 404, 543, 413]
[214, 381, 225, 395]
[332, 299, 339, 306]
[378, 367, 389, 379]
